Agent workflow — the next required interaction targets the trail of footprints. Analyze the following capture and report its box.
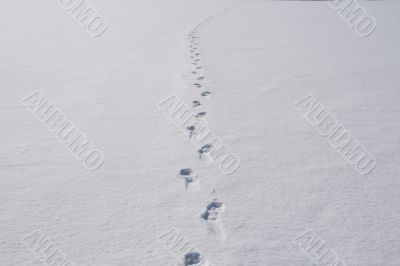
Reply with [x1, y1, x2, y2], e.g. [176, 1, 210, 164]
[175, 16, 227, 265]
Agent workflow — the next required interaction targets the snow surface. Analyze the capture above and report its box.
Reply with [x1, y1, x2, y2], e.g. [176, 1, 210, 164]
[1, 0, 400, 265]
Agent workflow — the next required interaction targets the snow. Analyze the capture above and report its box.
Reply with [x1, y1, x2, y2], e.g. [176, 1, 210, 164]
[1, 0, 400, 265]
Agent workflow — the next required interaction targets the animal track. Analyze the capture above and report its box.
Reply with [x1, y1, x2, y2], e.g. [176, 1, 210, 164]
[201, 91, 211, 97]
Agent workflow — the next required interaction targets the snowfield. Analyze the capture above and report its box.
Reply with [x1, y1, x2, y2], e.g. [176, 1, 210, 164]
[1, 0, 400, 265]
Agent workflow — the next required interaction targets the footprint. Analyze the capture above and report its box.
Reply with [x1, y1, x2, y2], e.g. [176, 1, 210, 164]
[201, 200, 225, 220]
[196, 66, 202, 69]
[179, 168, 200, 192]
[180, 168, 193, 175]
[201, 198, 226, 240]
[184, 252, 210, 266]
[186, 125, 196, 138]
[193, 83, 202, 89]
[201, 91, 211, 97]
[198, 144, 212, 159]
[197, 77, 204, 81]
[195, 111, 207, 118]
[192, 101, 201, 108]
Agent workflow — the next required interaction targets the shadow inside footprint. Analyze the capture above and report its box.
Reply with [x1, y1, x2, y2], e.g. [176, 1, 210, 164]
[186, 126, 196, 138]
[180, 168, 192, 176]
[198, 144, 212, 159]
[192, 101, 201, 108]
[199, 144, 212, 153]
[195, 111, 207, 118]
[206, 201, 224, 211]
[184, 252, 202, 266]
[179, 168, 199, 191]
[201, 200, 225, 221]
